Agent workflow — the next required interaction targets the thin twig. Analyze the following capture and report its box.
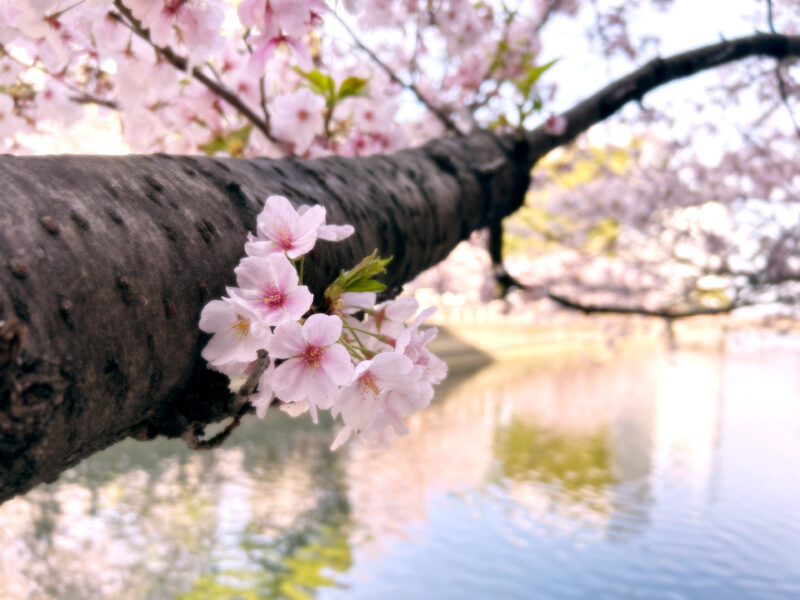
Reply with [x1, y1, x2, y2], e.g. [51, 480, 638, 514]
[332, 11, 461, 134]
[765, 0, 800, 137]
[527, 33, 800, 163]
[545, 291, 741, 319]
[0, 43, 119, 110]
[242, 30, 272, 126]
[181, 349, 269, 450]
[766, 0, 776, 33]
[67, 93, 119, 109]
[489, 219, 743, 320]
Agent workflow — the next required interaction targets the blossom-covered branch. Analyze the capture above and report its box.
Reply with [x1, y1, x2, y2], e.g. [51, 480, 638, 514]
[110, 0, 287, 151]
[331, 11, 461, 135]
[526, 33, 800, 162]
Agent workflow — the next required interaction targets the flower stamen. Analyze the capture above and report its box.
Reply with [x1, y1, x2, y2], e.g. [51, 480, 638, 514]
[303, 345, 324, 369]
[230, 315, 250, 339]
[260, 282, 285, 308]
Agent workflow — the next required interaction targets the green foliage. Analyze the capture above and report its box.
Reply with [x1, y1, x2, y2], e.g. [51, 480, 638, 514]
[178, 524, 352, 599]
[494, 420, 616, 499]
[0, 82, 35, 102]
[542, 145, 631, 189]
[692, 287, 731, 308]
[514, 58, 559, 100]
[295, 68, 369, 109]
[336, 76, 369, 102]
[586, 218, 620, 254]
[296, 68, 337, 103]
[198, 124, 253, 157]
[324, 250, 392, 306]
[503, 142, 636, 256]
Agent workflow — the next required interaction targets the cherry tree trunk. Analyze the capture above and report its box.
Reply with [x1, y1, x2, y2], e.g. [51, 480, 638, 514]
[0, 131, 531, 503]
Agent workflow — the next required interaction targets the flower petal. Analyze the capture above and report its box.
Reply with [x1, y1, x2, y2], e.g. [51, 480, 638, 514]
[267, 321, 306, 358]
[280, 400, 309, 417]
[330, 426, 353, 450]
[267, 252, 298, 291]
[384, 296, 419, 322]
[266, 195, 299, 224]
[273, 357, 308, 402]
[317, 223, 354, 241]
[199, 299, 233, 333]
[320, 343, 355, 385]
[282, 286, 313, 321]
[302, 313, 342, 347]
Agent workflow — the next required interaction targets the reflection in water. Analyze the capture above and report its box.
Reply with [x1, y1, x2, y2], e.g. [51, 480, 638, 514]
[2, 332, 800, 598]
[495, 421, 615, 498]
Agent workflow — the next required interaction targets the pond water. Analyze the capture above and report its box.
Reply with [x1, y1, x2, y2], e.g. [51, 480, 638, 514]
[1, 331, 800, 599]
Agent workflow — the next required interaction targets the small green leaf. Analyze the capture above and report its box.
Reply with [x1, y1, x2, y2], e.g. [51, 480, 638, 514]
[324, 250, 393, 308]
[347, 279, 387, 293]
[294, 68, 336, 102]
[514, 58, 559, 99]
[337, 76, 369, 101]
[198, 137, 226, 156]
[198, 124, 252, 157]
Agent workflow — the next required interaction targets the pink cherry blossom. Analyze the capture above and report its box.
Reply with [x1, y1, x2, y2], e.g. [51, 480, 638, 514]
[270, 88, 325, 154]
[234, 254, 313, 325]
[395, 306, 448, 390]
[247, 33, 313, 75]
[0, 95, 26, 139]
[245, 195, 326, 258]
[330, 351, 413, 449]
[372, 296, 419, 335]
[341, 0, 364, 14]
[298, 205, 355, 242]
[340, 291, 377, 314]
[237, 0, 309, 39]
[267, 314, 354, 422]
[199, 295, 271, 375]
[245, 195, 353, 258]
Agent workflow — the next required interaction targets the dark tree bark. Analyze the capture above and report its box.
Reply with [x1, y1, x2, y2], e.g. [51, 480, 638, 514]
[0, 132, 530, 503]
[1, 32, 797, 504]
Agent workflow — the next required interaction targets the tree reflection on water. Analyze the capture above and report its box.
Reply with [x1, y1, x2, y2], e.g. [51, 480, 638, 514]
[2, 333, 800, 598]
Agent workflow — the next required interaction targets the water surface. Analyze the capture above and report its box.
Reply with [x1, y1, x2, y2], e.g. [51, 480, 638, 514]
[1, 331, 799, 599]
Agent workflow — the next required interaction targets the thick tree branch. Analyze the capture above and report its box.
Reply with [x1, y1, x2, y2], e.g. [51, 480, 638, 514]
[526, 33, 800, 162]
[0, 131, 529, 503]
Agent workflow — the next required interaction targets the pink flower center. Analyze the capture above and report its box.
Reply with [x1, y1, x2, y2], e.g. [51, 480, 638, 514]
[260, 283, 285, 308]
[275, 227, 293, 250]
[163, 0, 186, 16]
[297, 109, 309, 122]
[302, 345, 324, 369]
[359, 371, 380, 397]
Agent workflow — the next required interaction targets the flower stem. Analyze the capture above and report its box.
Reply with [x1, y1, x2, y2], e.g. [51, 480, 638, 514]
[340, 337, 364, 360]
[343, 323, 385, 340]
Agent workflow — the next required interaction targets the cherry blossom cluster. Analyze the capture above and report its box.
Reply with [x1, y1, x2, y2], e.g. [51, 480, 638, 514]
[199, 195, 447, 450]
[0, 0, 575, 156]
